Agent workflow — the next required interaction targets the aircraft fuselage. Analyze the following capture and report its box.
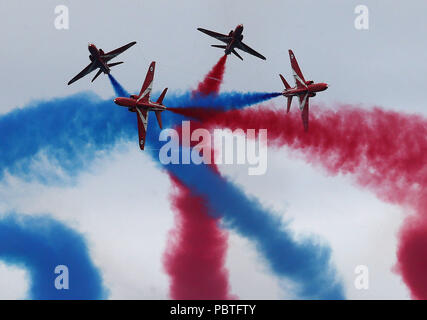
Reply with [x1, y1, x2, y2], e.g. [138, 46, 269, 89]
[225, 24, 244, 55]
[282, 82, 328, 98]
[114, 97, 166, 112]
[88, 44, 110, 74]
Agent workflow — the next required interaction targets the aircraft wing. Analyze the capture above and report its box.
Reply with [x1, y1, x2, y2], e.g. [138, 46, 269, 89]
[289, 50, 307, 88]
[102, 41, 137, 61]
[237, 42, 266, 60]
[197, 28, 231, 43]
[299, 94, 309, 131]
[137, 61, 155, 102]
[135, 107, 148, 150]
[68, 62, 97, 85]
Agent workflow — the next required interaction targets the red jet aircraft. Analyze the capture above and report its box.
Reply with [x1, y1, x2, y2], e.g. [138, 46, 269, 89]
[197, 24, 266, 60]
[114, 61, 168, 150]
[279, 50, 328, 131]
[68, 41, 136, 85]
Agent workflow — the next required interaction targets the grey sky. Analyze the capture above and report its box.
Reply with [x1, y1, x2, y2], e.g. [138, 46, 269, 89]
[1, 0, 426, 114]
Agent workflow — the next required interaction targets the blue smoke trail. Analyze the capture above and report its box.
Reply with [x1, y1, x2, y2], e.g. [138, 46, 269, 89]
[0, 93, 135, 182]
[143, 118, 345, 299]
[0, 213, 107, 299]
[164, 91, 282, 110]
[0, 87, 279, 182]
[168, 163, 343, 299]
[0, 91, 344, 299]
[108, 73, 281, 111]
[108, 74, 129, 97]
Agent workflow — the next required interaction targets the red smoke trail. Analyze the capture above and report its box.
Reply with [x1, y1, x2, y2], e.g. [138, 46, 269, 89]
[163, 55, 233, 299]
[194, 105, 427, 299]
[193, 55, 228, 96]
[164, 176, 234, 299]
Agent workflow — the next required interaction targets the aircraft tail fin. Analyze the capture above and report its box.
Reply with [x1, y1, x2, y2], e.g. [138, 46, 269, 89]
[211, 45, 227, 49]
[156, 88, 168, 105]
[107, 61, 124, 68]
[232, 49, 243, 60]
[279, 74, 291, 89]
[154, 111, 163, 129]
[91, 69, 103, 82]
[287, 96, 293, 113]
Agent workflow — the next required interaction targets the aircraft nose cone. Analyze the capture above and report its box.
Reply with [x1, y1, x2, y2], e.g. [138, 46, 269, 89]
[114, 98, 127, 106]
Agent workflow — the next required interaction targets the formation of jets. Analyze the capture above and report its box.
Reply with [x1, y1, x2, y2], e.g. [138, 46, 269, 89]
[67, 24, 328, 149]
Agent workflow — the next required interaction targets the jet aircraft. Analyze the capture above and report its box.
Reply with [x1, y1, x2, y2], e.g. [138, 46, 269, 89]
[114, 61, 168, 150]
[279, 50, 328, 131]
[197, 24, 266, 60]
[68, 41, 136, 85]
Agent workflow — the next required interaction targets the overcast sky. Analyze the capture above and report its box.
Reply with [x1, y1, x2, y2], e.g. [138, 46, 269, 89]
[1, 0, 427, 112]
[0, 0, 424, 299]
